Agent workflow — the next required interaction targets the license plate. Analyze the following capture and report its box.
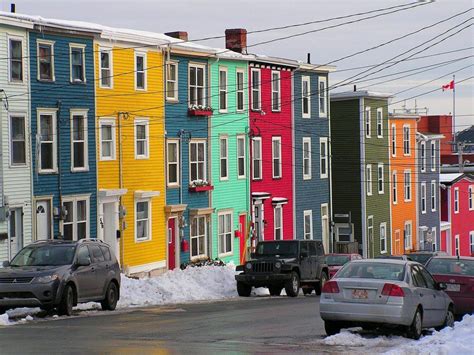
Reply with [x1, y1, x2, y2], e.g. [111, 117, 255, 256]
[352, 289, 368, 299]
[446, 283, 460, 292]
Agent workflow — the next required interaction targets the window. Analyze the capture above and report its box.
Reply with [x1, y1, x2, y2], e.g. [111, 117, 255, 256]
[470, 231, 474, 255]
[166, 62, 178, 100]
[167, 140, 179, 186]
[251, 69, 261, 110]
[404, 221, 412, 250]
[274, 205, 283, 240]
[421, 183, 426, 214]
[37, 41, 54, 81]
[378, 163, 384, 194]
[62, 196, 89, 241]
[403, 125, 410, 155]
[319, 76, 327, 116]
[420, 142, 426, 172]
[236, 69, 245, 111]
[391, 124, 396, 157]
[134, 119, 149, 159]
[366, 164, 372, 196]
[70, 44, 85, 83]
[365, 107, 371, 138]
[220, 136, 228, 180]
[99, 48, 113, 88]
[392, 170, 397, 204]
[135, 200, 151, 242]
[303, 137, 312, 180]
[469, 186, 474, 210]
[455, 235, 460, 256]
[10, 115, 26, 165]
[38, 111, 57, 173]
[404, 170, 411, 201]
[272, 137, 282, 178]
[189, 63, 205, 106]
[376, 108, 383, 138]
[302, 76, 311, 118]
[320, 138, 328, 179]
[431, 181, 437, 212]
[135, 52, 146, 90]
[454, 187, 459, 213]
[271, 71, 280, 111]
[237, 135, 246, 178]
[218, 212, 233, 255]
[380, 222, 387, 253]
[252, 137, 262, 180]
[219, 67, 227, 112]
[191, 216, 207, 258]
[99, 119, 116, 160]
[71, 111, 88, 171]
[9, 38, 23, 82]
[303, 210, 313, 240]
[431, 142, 436, 172]
[189, 141, 206, 182]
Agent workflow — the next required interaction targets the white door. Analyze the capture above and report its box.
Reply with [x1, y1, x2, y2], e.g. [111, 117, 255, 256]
[102, 202, 119, 262]
[321, 204, 329, 254]
[36, 200, 52, 240]
[9, 208, 23, 258]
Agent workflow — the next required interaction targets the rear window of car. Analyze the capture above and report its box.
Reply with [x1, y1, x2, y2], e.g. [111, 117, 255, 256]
[426, 258, 474, 276]
[337, 262, 405, 281]
[99, 246, 112, 261]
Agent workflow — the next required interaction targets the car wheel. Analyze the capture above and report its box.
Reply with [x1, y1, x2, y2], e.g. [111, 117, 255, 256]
[285, 271, 300, 297]
[58, 284, 75, 316]
[269, 286, 282, 296]
[315, 272, 328, 296]
[436, 306, 455, 330]
[237, 281, 252, 297]
[0, 307, 8, 315]
[101, 282, 119, 311]
[406, 308, 423, 340]
[302, 287, 313, 295]
[324, 320, 342, 336]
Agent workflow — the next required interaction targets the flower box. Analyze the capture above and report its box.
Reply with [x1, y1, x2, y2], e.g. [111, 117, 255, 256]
[188, 185, 214, 192]
[188, 109, 213, 117]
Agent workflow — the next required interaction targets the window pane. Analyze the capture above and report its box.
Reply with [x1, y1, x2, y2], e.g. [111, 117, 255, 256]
[73, 116, 84, 141]
[77, 222, 87, 240]
[197, 67, 204, 86]
[198, 143, 205, 161]
[41, 144, 53, 170]
[40, 115, 53, 140]
[136, 201, 148, 219]
[101, 52, 109, 68]
[63, 225, 73, 240]
[64, 202, 74, 223]
[73, 142, 85, 167]
[136, 56, 144, 71]
[136, 125, 146, 140]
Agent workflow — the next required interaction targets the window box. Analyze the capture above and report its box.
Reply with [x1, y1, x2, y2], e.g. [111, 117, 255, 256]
[189, 185, 214, 192]
[188, 106, 213, 117]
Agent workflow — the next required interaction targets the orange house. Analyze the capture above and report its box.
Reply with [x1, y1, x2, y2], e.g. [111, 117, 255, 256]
[389, 114, 418, 255]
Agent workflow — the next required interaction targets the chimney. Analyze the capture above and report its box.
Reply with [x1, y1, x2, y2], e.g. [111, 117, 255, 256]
[353, 85, 357, 92]
[225, 28, 247, 53]
[307, 53, 311, 64]
[165, 31, 188, 41]
[10, 3, 15, 13]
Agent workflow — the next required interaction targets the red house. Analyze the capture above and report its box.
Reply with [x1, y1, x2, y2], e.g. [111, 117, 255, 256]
[440, 173, 474, 256]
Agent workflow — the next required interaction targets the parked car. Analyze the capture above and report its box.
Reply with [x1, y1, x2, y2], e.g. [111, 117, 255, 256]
[426, 256, 474, 316]
[235, 240, 328, 297]
[320, 259, 454, 339]
[326, 253, 362, 279]
[405, 251, 448, 265]
[0, 240, 121, 316]
[375, 255, 412, 261]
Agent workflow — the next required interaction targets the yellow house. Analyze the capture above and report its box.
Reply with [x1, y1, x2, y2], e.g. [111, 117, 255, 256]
[95, 30, 168, 276]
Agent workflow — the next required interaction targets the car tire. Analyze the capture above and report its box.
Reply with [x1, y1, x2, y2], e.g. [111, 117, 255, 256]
[237, 281, 252, 297]
[302, 287, 313, 295]
[101, 282, 119, 311]
[285, 271, 300, 297]
[315, 272, 328, 296]
[406, 308, 423, 340]
[58, 284, 75, 316]
[324, 320, 342, 336]
[436, 306, 455, 330]
[269, 286, 282, 296]
[0, 307, 8, 315]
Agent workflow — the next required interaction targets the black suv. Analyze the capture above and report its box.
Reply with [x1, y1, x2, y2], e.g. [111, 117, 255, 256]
[0, 240, 121, 316]
[235, 240, 328, 297]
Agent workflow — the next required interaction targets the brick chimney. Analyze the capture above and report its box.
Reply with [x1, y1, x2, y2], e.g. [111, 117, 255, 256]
[225, 28, 247, 53]
[165, 31, 188, 41]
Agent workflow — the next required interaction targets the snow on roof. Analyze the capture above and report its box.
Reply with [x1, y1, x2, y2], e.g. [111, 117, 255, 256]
[440, 173, 463, 183]
[417, 132, 445, 140]
[331, 90, 393, 100]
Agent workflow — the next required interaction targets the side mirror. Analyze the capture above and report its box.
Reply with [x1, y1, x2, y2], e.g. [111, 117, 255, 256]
[250, 252, 256, 259]
[76, 256, 91, 267]
[2, 261, 10, 267]
[300, 252, 309, 259]
[437, 282, 447, 291]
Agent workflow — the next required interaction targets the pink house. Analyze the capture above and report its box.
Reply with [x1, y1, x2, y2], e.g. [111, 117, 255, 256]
[440, 173, 474, 256]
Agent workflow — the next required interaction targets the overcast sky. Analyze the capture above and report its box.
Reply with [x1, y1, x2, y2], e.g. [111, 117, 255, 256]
[2, 0, 473, 130]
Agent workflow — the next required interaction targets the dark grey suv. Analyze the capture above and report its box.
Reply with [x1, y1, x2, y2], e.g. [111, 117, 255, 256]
[0, 239, 121, 316]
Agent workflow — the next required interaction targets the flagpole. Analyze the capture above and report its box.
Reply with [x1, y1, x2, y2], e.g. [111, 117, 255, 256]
[453, 74, 456, 145]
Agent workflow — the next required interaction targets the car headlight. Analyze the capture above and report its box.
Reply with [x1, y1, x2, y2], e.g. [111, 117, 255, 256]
[33, 275, 59, 284]
[245, 262, 252, 270]
[275, 262, 282, 269]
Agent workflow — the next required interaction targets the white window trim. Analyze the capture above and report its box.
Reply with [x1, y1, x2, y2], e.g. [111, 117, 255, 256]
[303, 210, 313, 240]
[274, 205, 283, 240]
[403, 124, 411, 156]
[9, 113, 27, 167]
[272, 137, 282, 179]
[421, 182, 426, 214]
[454, 187, 459, 214]
[237, 135, 246, 179]
[37, 108, 58, 174]
[320, 137, 328, 179]
[251, 68, 261, 111]
[376, 107, 383, 138]
[7, 35, 25, 84]
[431, 180, 437, 212]
[236, 68, 245, 112]
[469, 185, 474, 211]
[166, 139, 180, 187]
[377, 163, 384, 194]
[218, 210, 234, 257]
[391, 124, 396, 157]
[404, 169, 412, 202]
[135, 51, 147, 91]
[420, 141, 426, 172]
[219, 66, 228, 113]
[69, 43, 87, 84]
[430, 141, 436, 172]
[392, 170, 397, 204]
[61, 195, 90, 241]
[189, 139, 207, 182]
[380, 222, 387, 254]
[271, 70, 281, 112]
[135, 198, 152, 243]
[365, 107, 371, 138]
[303, 137, 312, 180]
[366, 164, 372, 196]
[37, 40, 55, 82]
[252, 137, 262, 180]
[99, 47, 113, 89]
[318, 76, 328, 117]
[134, 118, 150, 159]
[219, 135, 229, 181]
[188, 62, 206, 107]
[166, 61, 178, 101]
[302, 76, 311, 118]
[404, 221, 412, 250]
[190, 215, 208, 259]
[70, 109, 89, 172]
[99, 118, 116, 161]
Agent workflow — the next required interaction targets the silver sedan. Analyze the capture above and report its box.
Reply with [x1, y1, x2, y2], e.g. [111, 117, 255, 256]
[319, 259, 454, 339]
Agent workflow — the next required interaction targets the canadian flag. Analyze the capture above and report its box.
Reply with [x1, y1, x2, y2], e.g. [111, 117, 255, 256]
[442, 80, 454, 91]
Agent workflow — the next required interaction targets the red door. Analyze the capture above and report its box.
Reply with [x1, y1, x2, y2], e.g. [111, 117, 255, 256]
[239, 215, 247, 264]
[168, 218, 176, 270]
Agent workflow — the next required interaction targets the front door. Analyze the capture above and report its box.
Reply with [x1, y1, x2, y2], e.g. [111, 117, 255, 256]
[102, 202, 119, 263]
[36, 200, 52, 240]
[239, 214, 247, 264]
[9, 208, 23, 258]
[168, 217, 177, 270]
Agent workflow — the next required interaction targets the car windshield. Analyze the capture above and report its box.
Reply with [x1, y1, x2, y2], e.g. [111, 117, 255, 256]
[10, 245, 76, 267]
[256, 242, 298, 257]
[337, 262, 406, 281]
[426, 258, 474, 276]
[407, 254, 432, 264]
[326, 255, 351, 266]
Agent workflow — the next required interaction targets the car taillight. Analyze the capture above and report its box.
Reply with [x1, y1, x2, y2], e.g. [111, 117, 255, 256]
[382, 283, 405, 297]
[322, 280, 340, 293]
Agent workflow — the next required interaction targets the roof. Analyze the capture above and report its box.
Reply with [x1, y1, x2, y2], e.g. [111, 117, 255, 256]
[417, 132, 445, 140]
[455, 125, 474, 144]
[440, 173, 464, 184]
[330, 90, 393, 101]
[389, 113, 419, 120]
